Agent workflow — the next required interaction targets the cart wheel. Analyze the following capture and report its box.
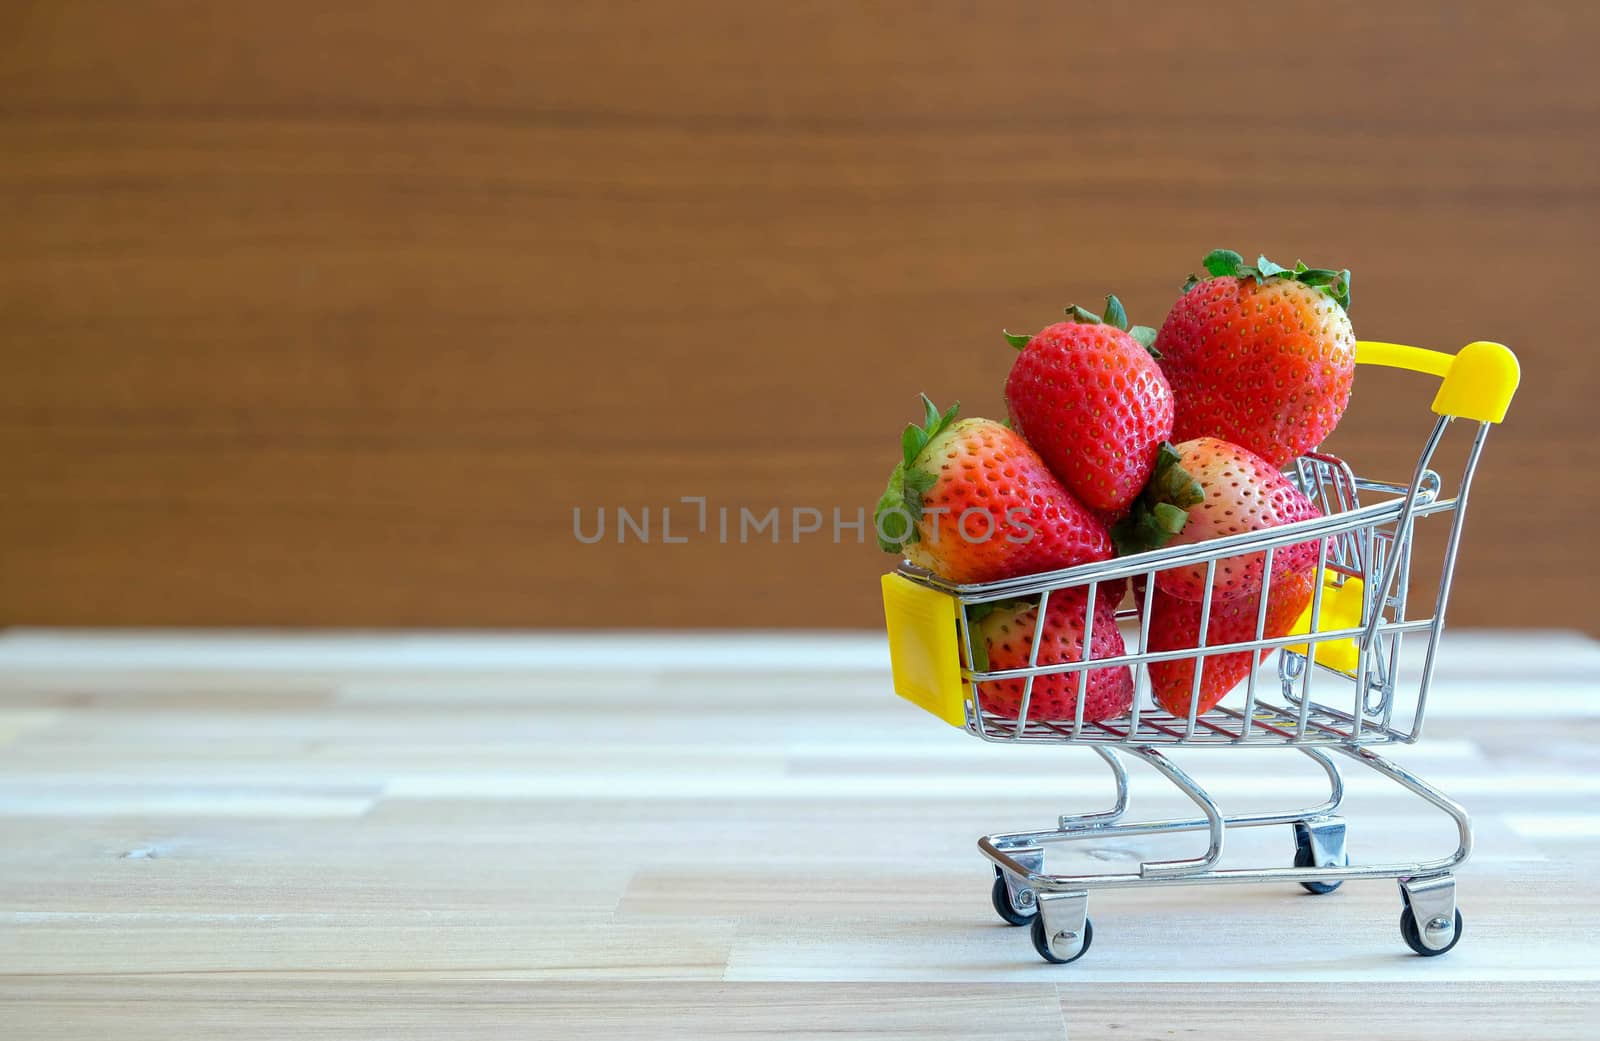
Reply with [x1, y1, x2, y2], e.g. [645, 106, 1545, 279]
[1030, 913, 1093, 964]
[1400, 906, 1463, 957]
[991, 875, 1036, 926]
[1292, 822, 1346, 895]
[1292, 843, 1342, 895]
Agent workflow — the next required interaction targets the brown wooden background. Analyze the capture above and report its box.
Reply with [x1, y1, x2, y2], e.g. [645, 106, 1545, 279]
[2, 2, 1596, 629]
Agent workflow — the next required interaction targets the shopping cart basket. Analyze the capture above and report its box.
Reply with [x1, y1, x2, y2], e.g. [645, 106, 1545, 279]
[880, 339, 1519, 963]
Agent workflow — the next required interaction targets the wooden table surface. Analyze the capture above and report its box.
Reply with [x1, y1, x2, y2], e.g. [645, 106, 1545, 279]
[2, 629, 1597, 1039]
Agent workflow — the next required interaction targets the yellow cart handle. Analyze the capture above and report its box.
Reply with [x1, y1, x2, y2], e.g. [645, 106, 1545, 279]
[1356, 340, 1520, 424]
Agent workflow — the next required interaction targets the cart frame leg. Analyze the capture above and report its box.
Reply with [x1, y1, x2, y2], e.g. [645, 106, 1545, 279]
[1335, 744, 1473, 874]
[988, 745, 1345, 857]
[1057, 747, 1130, 829]
[1126, 747, 1224, 877]
[979, 742, 1469, 893]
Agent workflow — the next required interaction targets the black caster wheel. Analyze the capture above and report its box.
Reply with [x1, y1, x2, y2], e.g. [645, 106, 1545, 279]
[1292, 827, 1344, 895]
[1400, 906, 1464, 957]
[1293, 843, 1343, 895]
[1030, 913, 1093, 964]
[991, 875, 1036, 926]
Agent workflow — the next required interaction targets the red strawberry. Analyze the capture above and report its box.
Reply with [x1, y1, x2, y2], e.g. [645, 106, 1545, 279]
[1140, 568, 1316, 718]
[1152, 437, 1322, 601]
[1004, 295, 1174, 516]
[1155, 250, 1357, 467]
[970, 586, 1133, 723]
[875, 397, 1113, 584]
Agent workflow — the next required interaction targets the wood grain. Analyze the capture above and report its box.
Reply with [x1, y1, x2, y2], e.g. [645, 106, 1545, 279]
[1, 630, 1597, 1038]
[1, 2, 1597, 627]
[0, 980, 1076, 1041]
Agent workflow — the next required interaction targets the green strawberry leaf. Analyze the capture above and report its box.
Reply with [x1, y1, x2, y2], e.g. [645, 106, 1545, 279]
[879, 396, 961, 554]
[1280, 266, 1350, 310]
[1129, 324, 1160, 356]
[1254, 254, 1290, 279]
[904, 466, 937, 495]
[1003, 330, 1033, 350]
[1191, 249, 1353, 311]
[1147, 443, 1205, 507]
[1063, 294, 1148, 339]
[1102, 294, 1129, 330]
[1151, 502, 1190, 533]
[1203, 249, 1244, 278]
[1110, 441, 1204, 557]
[901, 424, 929, 469]
[964, 600, 1026, 673]
[966, 601, 1002, 626]
[1110, 512, 1159, 558]
[875, 464, 915, 553]
[967, 630, 988, 673]
[966, 601, 997, 672]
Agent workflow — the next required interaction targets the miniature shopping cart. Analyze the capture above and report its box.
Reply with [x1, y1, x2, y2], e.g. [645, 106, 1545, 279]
[880, 339, 1519, 964]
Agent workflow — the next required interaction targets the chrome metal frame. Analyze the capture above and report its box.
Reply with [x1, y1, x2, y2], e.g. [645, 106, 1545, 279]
[981, 744, 1471, 891]
[895, 418, 1494, 961]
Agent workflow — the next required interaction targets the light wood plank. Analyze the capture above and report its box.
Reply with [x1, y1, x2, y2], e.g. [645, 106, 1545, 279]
[1064, 983, 1600, 1041]
[0, 980, 1070, 1041]
[1, 632, 1596, 1036]
[0, 912, 735, 978]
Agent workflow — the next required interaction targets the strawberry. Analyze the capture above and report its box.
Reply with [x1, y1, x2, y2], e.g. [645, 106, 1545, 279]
[969, 586, 1133, 723]
[1145, 437, 1322, 602]
[875, 397, 1113, 584]
[1004, 295, 1174, 516]
[1139, 568, 1316, 718]
[1155, 250, 1357, 467]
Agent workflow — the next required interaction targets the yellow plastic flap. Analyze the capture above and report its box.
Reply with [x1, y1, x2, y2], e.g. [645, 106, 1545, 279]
[881, 573, 967, 727]
[1287, 573, 1365, 676]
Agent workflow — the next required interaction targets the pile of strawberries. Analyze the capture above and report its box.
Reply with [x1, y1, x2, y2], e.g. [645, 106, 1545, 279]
[876, 250, 1357, 723]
